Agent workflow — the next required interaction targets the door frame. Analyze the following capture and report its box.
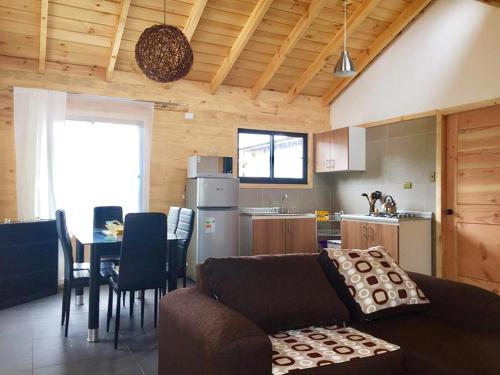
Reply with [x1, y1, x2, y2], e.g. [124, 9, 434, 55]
[355, 96, 500, 279]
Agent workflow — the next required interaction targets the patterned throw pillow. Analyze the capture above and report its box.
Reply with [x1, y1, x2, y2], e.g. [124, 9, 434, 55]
[318, 246, 430, 321]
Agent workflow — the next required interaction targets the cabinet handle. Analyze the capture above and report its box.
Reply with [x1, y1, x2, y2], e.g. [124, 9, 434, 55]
[282, 221, 285, 233]
[362, 224, 367, 239]
[326, 160, 330, 169]
[368, 226, 374, 240]
[331, 159, 335, 170]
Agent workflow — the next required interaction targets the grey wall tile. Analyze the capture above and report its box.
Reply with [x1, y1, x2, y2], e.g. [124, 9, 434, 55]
[239, 189, 262, 207]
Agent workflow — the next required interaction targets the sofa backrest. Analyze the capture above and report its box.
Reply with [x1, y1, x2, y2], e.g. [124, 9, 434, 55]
[197, 254, 350, 333]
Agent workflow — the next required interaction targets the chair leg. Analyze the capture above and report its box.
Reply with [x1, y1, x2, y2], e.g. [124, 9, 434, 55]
[140, 290, 145, 328]
[61, 281, 68, 326]
[65, 287, 71, 337]
[107, 283, 113, 332]
[129, 290, 134, 317]
[122, 291, 126, 306]
[114, 290, 121, 350]
[154, 288, 158, 328]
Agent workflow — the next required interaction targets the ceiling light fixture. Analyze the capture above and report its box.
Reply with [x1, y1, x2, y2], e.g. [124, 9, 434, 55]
[334, 0, 356, 77]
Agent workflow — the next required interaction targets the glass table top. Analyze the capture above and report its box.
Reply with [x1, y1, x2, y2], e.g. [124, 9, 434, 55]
[72, 228, 177, 245]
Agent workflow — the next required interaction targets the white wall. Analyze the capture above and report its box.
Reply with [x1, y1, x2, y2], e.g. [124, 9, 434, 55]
[330, 0, 500, 128]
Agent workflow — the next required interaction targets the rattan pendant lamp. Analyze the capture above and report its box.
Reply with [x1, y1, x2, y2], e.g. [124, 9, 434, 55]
[135, 0, 193, 82]
[334, 0, 356, 77]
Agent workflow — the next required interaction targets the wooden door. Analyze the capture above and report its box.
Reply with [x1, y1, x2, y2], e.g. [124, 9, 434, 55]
[286, 218, 317, 253]
[314, 131, 332, 173]
[340, 220, 368, 249]
[331, 127, 349, 171]
[367, 223, 399, 261]
[444, 104, 500, 294]
[252, 219, 286, 255]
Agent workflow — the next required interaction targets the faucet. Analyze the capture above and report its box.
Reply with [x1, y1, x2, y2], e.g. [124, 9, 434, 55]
[280, 193, 288, 214]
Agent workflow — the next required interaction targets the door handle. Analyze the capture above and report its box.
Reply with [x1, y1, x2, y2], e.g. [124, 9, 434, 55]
[445, 208, 454, 215]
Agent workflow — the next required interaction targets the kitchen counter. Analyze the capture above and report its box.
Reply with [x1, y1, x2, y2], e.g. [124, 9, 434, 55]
[240, 213, 316, 220]
[341, 212, 432, 224]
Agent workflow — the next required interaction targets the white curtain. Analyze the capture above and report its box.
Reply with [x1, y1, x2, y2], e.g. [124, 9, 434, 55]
[13, 87, 67, 220]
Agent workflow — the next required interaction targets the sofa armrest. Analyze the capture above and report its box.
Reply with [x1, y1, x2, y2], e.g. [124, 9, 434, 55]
[158, 288, 272, 375]
[408, 272, 500, 332]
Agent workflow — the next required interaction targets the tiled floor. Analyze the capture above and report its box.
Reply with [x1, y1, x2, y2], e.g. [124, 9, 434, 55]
[0, 283, 190, 375]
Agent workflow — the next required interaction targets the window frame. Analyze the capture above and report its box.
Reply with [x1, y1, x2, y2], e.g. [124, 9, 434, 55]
[237, 128, 308, 185]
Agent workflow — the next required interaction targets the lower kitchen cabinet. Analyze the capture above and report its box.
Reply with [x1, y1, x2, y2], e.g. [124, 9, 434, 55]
[240, 216, 317, 256]
[341, 220, 399, 261]
[340, 218, 431, 275]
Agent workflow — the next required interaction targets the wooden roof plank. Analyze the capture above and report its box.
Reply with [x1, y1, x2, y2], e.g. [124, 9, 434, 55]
[39, 0, 49, 72]
[106, 0, 131, 81]
[250, 0, 334, 99]
[286, 0, 382, 103]
[210, 0, 274, 94]
[183, 0, 208, 41]
[321, 0, 432, 106]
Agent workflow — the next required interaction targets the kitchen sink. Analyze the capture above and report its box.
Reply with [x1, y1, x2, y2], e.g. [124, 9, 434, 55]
[240, 207, 310, 216]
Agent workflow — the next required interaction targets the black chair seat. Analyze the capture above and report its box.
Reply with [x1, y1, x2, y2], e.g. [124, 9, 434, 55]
[74, 260, 115, 270]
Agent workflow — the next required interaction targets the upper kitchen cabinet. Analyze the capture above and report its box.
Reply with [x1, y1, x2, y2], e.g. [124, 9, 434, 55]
[314, 127, 365, 173]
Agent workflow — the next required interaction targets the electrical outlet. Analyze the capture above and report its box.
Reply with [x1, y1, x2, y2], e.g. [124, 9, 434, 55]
[430, 172, 436, 182]
[403, 182, 412, 189]
[184, 112, 194, 120]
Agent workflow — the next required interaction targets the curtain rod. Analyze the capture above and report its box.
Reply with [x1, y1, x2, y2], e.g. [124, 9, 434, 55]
[6, 85, 189, 109]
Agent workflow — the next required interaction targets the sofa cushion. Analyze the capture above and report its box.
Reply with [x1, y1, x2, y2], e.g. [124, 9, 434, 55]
[353, 313, 500, 375]
[202, 254, 350, 332]
[270, 325, 402, 375]
[319, 248, 429, 321]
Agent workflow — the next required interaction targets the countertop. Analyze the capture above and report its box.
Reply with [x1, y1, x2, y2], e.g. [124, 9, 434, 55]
[341, 212, 432, 224]
[240, 213, 316, 220]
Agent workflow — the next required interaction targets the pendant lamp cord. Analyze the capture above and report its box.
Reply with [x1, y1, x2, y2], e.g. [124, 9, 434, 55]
[343, 0, 347, 52]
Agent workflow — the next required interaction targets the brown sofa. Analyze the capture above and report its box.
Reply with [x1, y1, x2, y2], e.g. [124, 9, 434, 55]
[158, 254, 500, 375]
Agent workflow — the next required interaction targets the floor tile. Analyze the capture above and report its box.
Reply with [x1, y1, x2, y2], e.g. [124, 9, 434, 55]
[33, 356, 143, 375]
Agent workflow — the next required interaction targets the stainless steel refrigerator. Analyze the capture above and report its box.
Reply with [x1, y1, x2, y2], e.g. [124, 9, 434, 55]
[186, 177, 239, 280]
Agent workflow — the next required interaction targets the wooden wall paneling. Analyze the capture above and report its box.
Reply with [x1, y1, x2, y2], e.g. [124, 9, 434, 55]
[210, 0, 274, 94]
[38, 0, 48, 73]
[321, 0, 432, 106]
[0, 86, 17, 220]
[286, 0, 382, 103]
[435, 112, 445, 277]
[0, 56, 330, 217]
[105, 0, 131, 81]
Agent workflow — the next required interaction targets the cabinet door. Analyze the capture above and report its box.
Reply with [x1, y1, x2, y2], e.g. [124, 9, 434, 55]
[331, 127, 349, 171]
[367, 223, 399, 261]
[286, 218, 317, 254]
[314, 131, 333, 173]
[252, 219, 286, 255]
[341, 221, 368, 249]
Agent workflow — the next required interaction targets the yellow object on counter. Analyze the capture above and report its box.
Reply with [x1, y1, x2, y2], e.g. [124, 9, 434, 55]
[315, 210, 330, 222]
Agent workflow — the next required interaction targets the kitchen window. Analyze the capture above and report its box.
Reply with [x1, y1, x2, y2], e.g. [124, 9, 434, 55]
[238, 129, 308, 184]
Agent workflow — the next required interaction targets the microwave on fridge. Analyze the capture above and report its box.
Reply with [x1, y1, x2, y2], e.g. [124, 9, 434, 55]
[187, 156, 233, 178]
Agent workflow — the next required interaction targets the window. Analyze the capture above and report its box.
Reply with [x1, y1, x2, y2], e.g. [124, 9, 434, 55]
[238, 129, 308, 184]
[52, 118, 144, 231]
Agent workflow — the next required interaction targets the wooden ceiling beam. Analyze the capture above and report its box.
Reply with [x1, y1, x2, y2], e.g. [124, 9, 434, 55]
[286, 0, 382, 103]
[210, 0, 273, 95]
[183, 0, 208, 42]
[250, 0, 334, 99]
[474, 0, 500, 8]
[321, 0, 432, 106]
[39, 0, 49, 73]
[105, 0, 131, 82]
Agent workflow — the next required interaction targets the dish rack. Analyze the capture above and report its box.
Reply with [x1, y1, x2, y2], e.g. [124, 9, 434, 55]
[316, 213, 342, 250]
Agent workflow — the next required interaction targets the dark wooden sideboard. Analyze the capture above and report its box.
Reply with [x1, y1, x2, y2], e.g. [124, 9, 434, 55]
[0, 220, 58, 309]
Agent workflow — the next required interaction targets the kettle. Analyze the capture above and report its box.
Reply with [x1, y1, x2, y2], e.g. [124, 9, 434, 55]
[382, 195, 397, 215]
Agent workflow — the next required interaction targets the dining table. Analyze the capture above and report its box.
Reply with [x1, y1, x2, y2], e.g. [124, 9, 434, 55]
[72, 227, 178, 343]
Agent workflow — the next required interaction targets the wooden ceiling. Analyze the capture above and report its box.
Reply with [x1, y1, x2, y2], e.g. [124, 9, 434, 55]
[0, 0, 437, 105]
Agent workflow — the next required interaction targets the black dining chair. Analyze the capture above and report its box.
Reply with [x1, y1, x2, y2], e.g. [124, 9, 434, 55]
[106, 212, 168, 349]
[167, 207, 181, 234]
[172, 208, 195, 288]
[56, 210, 114, 337]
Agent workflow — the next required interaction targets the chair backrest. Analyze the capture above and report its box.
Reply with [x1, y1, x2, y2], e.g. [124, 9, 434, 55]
[167, 207, 181, 234]
[118, 213, 168, 291]
[93, 206, 123, 229]
[55, 209, 74, 281]
[175, 208, 195, 271]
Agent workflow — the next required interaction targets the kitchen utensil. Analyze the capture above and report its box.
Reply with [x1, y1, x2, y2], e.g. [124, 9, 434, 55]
[382, 195, 397, 214]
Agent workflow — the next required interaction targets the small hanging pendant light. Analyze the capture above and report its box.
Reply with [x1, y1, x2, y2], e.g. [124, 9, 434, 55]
[334, 0, 356, 77]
